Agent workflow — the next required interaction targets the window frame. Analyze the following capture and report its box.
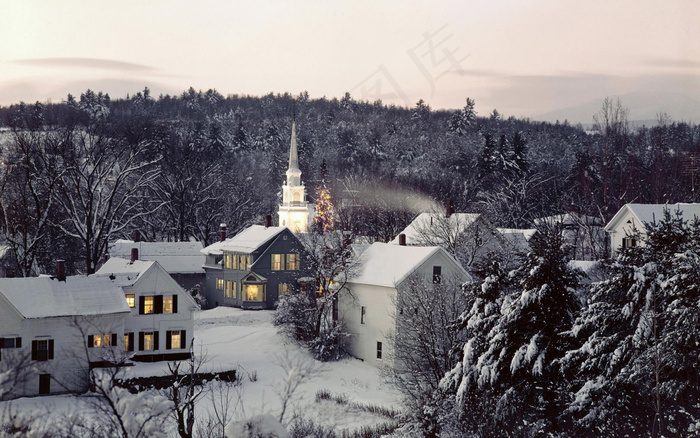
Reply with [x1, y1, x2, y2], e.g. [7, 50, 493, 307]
[271, 254, 284, 271]
[125, 294, 135, 308]
[285, 253, 299, 270]
[432, 266, 442, 284]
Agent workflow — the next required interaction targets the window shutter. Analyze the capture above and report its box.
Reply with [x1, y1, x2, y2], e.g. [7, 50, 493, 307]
[112, 334, 117, 347]
[87, 335, 94, 348]
[165, 331, 172, 350]
[31, 341, 37, 360]
[16, 337, 21, 348]
[172, 295, 178, 313]
[154, 331, 159, 351]
[181, 330, 186, 349]
[154, 296, 164, 314]
[139, 296, 145, 315]
[0, 338, 4, 348]
[128, 333, 134, 352]
[139, 332, 145, 351]
[48, 340, 54, 360]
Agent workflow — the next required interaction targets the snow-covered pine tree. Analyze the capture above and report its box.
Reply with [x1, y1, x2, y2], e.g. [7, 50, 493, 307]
[444, 227, 580, 436]
[562, 211, 700, 437]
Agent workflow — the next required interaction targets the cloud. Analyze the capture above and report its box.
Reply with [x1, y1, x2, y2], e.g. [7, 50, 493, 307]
[14, 57, 155, 72]
[642, 57, 700, 70]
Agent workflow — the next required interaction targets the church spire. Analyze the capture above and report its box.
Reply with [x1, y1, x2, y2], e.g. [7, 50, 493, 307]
[288, 121, 299, 171]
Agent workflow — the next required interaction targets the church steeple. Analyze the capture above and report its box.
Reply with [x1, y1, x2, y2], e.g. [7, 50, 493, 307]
[278, 118, 314, 232]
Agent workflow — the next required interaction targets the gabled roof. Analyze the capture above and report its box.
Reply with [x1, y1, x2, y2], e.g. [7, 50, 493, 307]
[0, 275, 130, 319]
[390, 213, 482, 245]
[96, 258, 156, 284]
[605, 203, 700, 232]
[109, 240, 205, 274]
[201, 225, 288, 256]
[348, 242, 469, 288]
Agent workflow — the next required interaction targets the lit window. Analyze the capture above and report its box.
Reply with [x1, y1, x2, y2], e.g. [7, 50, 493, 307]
[126, 294, 135, 308]
[124, 333, 130, 352]
[246, 284, 264, 301]
[278, 283, 289, 297]
[144, 296, 154, 314]
[224, 253, 234, 269]
[171, 331, 181, 349]
[377, 341, 382, 360]
[164, 295, 173, 313]
[216, 278, 224, 290]
[361, 306, 366, 324]
[144, 332, 154, 351]
[286, 253, 299, 270]
[225, 281, 235, 298]
[103, 334, 111, 347]
[271, 254, 283, 271]
[94, 335, 102, 347]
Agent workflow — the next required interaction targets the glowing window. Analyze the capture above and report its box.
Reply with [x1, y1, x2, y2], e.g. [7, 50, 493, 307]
[164, 295, 173, 313]
[224, 281, 235, 298]
[286, 253, 299, 270]
[144, 296, 154, 314]
[278, 283, 289, 297]
[216, 278, 224, 290]
[246, 284, 264, 301]
[171, 331, 181, 349]
[271, 254, 283, 271]
[125, 294, 135, 308]
[94, 335, 102, 347]
[144, 332, 154, 351]
[224, 253, 234, 269]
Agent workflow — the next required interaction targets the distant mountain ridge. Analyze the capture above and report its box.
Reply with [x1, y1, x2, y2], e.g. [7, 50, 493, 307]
[536, 91, 700, 126]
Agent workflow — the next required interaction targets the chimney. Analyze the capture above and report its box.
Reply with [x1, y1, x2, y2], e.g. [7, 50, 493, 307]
[265, 215, 272, 228]
[446, 198, 454, 217]
[399, 233, 406, 246]
[131, 248, 138, 263]
[219, 223, 227, 242]
[133, 230, 141, 242]
[56, 260, 66, 282]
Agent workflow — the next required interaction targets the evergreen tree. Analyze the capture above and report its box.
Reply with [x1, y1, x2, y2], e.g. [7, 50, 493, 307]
[562, 211, 700, 437]
[313, 160, 335, 234]
[445, 227, 580, 436]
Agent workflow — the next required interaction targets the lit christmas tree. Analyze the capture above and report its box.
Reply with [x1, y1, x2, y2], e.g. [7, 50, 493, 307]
[314, 160, 335, 233]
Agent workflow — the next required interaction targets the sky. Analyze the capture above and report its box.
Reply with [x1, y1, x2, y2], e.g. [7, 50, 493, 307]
[1, 1, 700, 123]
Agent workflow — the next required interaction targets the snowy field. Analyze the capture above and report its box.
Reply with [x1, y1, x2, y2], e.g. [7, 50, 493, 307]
[1, 307, 402, 434]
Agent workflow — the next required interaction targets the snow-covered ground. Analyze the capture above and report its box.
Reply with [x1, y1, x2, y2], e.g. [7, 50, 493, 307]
[1, 307, 402, 433]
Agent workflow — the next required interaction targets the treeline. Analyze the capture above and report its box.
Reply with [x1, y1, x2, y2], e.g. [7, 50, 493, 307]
[0, 88, 697, 275]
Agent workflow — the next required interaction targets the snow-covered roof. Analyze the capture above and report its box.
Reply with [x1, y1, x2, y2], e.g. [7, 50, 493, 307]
[201, 226, 288, 256]
[534, 213, 602, 227]
[348, 242, 442, 288]
[109, 240, 205, 274]
[497, 228, 537, 252]
[390, 213, 482, 245]
[0, 275, 130, 319]
[95, 258, 155, 283]
[605, 203, 700, 232]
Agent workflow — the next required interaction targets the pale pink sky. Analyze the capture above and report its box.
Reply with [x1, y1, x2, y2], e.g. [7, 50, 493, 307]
[2, 1, 699, 122]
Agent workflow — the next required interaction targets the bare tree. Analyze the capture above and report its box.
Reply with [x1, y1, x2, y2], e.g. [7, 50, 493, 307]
[52, 124, 162, 273]
[0, 129, 66, 276]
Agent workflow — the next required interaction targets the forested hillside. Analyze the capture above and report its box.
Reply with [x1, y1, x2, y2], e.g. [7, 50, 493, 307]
[0, 88, 698, 275]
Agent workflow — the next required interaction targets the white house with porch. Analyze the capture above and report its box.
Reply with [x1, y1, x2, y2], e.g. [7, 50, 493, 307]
[338, 242, 472, 368]
[604, 203, 700, 257]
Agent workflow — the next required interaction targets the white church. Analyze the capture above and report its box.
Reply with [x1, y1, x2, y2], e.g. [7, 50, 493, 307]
[278, 120, 315, 232]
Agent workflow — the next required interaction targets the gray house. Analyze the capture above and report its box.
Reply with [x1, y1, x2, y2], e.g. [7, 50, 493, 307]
[201, 223, 310, 309]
